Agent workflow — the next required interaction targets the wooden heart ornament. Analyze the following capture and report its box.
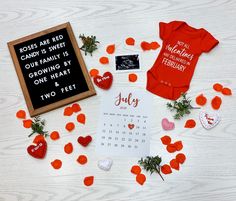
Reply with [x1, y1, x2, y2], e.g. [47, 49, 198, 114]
[199, 111, 220, 130]
[78, 135, 92, 147]
[93, 72, 113, 90]
[27, 140, 47, 159]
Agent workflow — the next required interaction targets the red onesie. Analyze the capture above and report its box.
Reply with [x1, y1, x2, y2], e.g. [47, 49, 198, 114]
[146, 21, 219, 100]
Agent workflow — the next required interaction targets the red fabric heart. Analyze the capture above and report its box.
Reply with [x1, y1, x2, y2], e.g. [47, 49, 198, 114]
[128, 124, 135, 129]
[93, 72, 113, 90]
[27, 140, 47, 159]
[78, 135, 92, 147]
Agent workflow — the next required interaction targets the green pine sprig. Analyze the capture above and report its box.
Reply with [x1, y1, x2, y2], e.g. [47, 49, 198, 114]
[167, 93, 200, 120]
[79, 34, 99, 56]
[138, 155, 164, 181]
[28, 116, 48, 138]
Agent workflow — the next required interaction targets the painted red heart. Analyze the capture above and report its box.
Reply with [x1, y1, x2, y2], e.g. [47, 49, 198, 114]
[93, 72, 113, 90]
[128, 123, 135, 129]
[27, 140, 47, 159]
[78, 135, 92, 147]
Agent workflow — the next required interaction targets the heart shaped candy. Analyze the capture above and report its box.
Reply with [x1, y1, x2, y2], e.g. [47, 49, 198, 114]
[97, 158, 113, 171]
[128, 123, 135, 130]
[93, 72, 113, 90]
[199, 111, 220, 130]
[78, 135, 92, 147]
[161, 118, 175, 130]
[27, 140, 47, 159]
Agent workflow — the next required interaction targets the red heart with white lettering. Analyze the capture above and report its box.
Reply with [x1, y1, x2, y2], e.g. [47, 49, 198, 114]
[27, 140, 47, 159]
[128, 123, 135, 129]
[93, 72, 113, 90]
[78, 135, 92, 147]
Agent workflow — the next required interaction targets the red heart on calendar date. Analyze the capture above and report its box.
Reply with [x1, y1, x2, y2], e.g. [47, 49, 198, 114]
[93, 72, 113, 90]
[128, 123, 135, 129]
[77, 135, 92, 147]
[27, 140, 47, 159]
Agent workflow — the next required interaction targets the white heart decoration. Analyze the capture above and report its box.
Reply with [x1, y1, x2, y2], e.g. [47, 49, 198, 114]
[98, 158, 113, 171]
[199, 111, 220, 130]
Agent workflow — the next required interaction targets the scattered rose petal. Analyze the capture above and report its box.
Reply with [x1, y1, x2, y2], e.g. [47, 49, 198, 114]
[196, 94, 207, 106]
[89, 69, 99, 77]
[77, 113, 86, 124]
[213, 83, 223, 92]
[64, 107, 73, 116]
[161, 164, 172, 174]
[16, 110, 26, 119]
[150, 41, 160, 50]
[99, 57, 109, 64]
[131, 165, 141, 175]
[222, 87, 232, 96]
[176, 153, 186, 164]
[160, 135, 171, 145]
[84, 176, 94, 186]
[166, 144, 176, 153]
[23, 119, 32, 128]
[106, 44, 115, 54]
[174, 141, 183, 151]
[128, 73, 138, 82]
[71, 103, 81, 113]
[211, 96, 222, 110]
[50, 131, 60, 140]
[77, 155, 88, 165]
[136, 173, 146, 185]
[33, 134, 45, 144]
[170, 159, 180, 170]
[125, 37, 135, 46]
[184, 119, 196, 128]
[51, 159, 62, 169]
[64, 142, 73, 154]
[65, 122, 75, 132]
[140, 41, 151, 51]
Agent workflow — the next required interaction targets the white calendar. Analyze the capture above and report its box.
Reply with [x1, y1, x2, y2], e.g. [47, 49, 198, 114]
[96, 88, 152, 157]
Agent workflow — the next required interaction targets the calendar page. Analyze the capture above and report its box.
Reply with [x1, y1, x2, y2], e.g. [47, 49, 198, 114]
[96, 88, 153, 157]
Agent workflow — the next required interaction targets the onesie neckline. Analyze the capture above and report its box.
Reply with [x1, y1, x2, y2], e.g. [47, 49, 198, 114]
[178, 22, 204, 37]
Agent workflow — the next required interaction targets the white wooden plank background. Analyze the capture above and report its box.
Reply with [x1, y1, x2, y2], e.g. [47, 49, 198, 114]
[0, 0, 236, 200]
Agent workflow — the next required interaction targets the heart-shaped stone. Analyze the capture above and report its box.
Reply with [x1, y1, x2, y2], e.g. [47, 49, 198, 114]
[199, 111, 220, 130]
[97, 158, 113, 171]
[93, 72, 113, 90]
[128, 123, 135, 129]
[161, 118, 175, 130]
[78, 135, 92, 147]
[27, 140, 47, 159]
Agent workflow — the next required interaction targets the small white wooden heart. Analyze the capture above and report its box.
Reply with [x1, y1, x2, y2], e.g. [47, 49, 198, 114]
[199, 111, 220, 130]
[98, 158, 113, 171]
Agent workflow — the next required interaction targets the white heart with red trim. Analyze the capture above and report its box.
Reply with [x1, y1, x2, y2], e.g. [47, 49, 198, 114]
[199, 111, 220, 130]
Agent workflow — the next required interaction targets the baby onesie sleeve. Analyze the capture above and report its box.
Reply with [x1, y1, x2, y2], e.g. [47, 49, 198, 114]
[159, 21, 184, 40]
[201, 30, 219, 52]
[159, 22, 172, 40]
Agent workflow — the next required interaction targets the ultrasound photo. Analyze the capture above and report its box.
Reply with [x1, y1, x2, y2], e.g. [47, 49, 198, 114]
[115, 54, 140, 72]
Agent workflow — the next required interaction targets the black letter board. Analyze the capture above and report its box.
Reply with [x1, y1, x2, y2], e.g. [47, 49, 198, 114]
[8, 22, 96, 117]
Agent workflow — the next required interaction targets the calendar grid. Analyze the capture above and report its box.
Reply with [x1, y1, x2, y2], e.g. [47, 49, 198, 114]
[96, 89, 152, 157]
